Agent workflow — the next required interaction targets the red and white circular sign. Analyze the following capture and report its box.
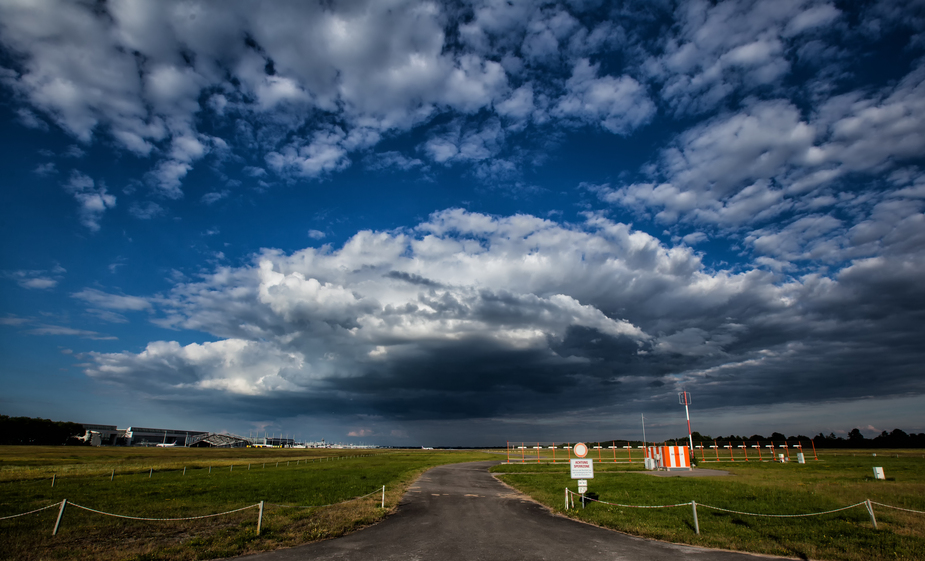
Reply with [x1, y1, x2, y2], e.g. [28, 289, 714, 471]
[573, 442, 589, 458]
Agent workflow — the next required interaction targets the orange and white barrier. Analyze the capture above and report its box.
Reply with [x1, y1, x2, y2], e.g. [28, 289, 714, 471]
[644, 445, 691, 470]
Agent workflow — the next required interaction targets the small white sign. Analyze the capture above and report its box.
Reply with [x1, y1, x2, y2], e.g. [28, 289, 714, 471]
[577, 479, 588, 493]
[570, 458, 594, 479]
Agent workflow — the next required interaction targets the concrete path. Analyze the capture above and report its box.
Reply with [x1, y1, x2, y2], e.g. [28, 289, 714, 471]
[235, 461, 785, 561]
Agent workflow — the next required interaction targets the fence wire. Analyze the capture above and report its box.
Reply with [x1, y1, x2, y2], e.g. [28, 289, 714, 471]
[567, 490, 690, 509]
[566, 489, 889, 519]
[0, 502, 62, 521]
[870, 501, 925, 515]
[68, 502, 259, 521]
[696, 501, 868, 518]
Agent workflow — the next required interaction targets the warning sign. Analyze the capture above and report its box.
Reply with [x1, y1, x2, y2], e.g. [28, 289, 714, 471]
[570, 458, 594, 479]
[573, 442, 589, 458]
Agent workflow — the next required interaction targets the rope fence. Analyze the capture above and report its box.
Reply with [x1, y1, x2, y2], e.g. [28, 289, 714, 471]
[68, 502, 260, 521]
[564, 489, 922, 534]
[870, 501, 925, 515]
[0, 502, 61, 521]
[1, 484, 387, 537]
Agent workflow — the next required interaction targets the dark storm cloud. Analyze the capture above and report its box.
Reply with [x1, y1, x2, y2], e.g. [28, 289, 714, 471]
[84, 210, 925, 423]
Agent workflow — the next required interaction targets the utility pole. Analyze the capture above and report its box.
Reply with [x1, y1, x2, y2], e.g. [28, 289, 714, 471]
[680, 391, 694, 454]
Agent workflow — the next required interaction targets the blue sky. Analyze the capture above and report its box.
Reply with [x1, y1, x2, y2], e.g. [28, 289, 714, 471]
[1, 0, 924, 446]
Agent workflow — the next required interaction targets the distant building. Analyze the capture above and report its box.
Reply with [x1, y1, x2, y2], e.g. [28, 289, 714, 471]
[121, 426, 208, 446]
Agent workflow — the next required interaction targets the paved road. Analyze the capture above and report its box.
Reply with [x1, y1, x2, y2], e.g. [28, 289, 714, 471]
[235, 461, 783, 561]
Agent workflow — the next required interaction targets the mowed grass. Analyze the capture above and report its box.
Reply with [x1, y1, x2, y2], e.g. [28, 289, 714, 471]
[0, 446, 498, 560]
[492, 450, 925, 560]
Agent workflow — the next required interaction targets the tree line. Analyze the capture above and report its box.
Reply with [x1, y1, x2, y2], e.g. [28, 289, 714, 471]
[0, 415, 85, 445]
[669, 429, 925, 448]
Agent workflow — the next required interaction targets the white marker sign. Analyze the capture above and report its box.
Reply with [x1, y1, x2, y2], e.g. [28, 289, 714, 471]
[570, 458, 594, 479]
[578, 479, 588, 493]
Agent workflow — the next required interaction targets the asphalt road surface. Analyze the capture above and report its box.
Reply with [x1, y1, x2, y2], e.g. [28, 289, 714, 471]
[235, 461, 783, 561]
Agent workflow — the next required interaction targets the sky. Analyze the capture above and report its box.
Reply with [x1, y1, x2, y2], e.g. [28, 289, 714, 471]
[1, 0, 924, 447]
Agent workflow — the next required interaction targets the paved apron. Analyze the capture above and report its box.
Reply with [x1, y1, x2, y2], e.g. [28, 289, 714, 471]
[235, 461, 785, 561]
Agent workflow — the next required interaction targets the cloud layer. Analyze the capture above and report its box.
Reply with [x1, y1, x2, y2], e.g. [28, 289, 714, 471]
[83, 210, 925, 422]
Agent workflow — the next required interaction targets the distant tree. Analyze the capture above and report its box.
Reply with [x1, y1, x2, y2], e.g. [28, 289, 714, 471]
[770, 432, 786, 441]
[848, 428, 865, 442]
[890, 429, 909, 441]
[749, 434, 765, 441]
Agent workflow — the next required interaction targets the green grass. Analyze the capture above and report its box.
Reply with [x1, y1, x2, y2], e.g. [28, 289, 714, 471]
[491, 451, 925, 560]
[0, 446, 498, 560]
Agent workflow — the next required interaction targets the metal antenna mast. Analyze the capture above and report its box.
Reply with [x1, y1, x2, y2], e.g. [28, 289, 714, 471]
[641, 413, 647, 447]
[679, 391, 694, 453]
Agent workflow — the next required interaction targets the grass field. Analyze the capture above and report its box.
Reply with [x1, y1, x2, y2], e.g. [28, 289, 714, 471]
[0, 446, 498, 561]
[491, 450, 925, 560]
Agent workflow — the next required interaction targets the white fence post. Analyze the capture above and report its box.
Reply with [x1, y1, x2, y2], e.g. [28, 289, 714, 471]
[382, 485, 385, 508]
[866, 499, 878, 529]
[111, 469, 115, 481]
[51, 474, 56, 488]
[149, 468, 153, 478]
[692, 501, 700, 535]
[52, 499, 67, 536]
[565, 488, 569, 510]
[257, 501, 264, 535]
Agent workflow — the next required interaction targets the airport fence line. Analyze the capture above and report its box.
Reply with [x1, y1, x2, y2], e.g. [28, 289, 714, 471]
[564, 489, 922, 534]
[505, 440, 824, 464]
[1, 484, 387, 537]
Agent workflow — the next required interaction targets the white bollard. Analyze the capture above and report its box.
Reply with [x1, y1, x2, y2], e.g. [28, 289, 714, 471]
[382, 485, 386, 508]
[873, 467, 885, 480]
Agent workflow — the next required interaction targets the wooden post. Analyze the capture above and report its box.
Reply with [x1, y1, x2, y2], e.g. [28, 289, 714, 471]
[52, 499, 67, 536]
[866, 499, 878, 529]
[257, 501, 264, 535]
[692, 501, 700, 535]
